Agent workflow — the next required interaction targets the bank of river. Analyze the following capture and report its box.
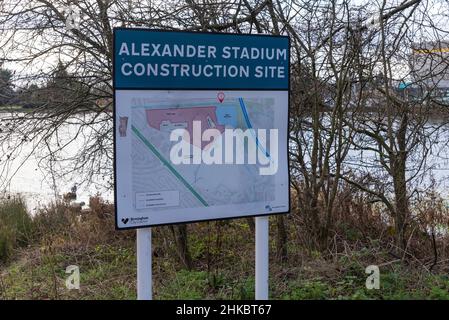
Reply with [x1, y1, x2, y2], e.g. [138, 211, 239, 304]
[0, 112, 113, 214]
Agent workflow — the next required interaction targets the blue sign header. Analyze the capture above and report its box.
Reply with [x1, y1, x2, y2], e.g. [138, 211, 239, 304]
[113, 29, 290, 90]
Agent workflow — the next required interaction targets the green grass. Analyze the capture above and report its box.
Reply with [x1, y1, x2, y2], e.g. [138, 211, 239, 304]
[2, 238, 449, 300]
[155, 270, 255, 300]
[0, 197, 33, 263]
[278, 268, 449, 300]
[1, 198, 449, 300]
[158, 270, 210, 299]
[0, 244, 137, 300]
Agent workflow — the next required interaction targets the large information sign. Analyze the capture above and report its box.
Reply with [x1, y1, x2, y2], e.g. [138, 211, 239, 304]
[114, 29, 290, 229]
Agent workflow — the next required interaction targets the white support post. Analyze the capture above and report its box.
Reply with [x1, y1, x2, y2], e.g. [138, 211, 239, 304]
[137, 228, 152, 300]
[255, 216, 269, 300]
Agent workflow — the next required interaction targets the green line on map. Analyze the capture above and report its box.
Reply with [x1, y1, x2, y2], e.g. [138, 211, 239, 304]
[131, 125, 209, 207]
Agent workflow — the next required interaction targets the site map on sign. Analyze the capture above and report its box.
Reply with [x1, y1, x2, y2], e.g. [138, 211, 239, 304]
[130, 94, 276, 211]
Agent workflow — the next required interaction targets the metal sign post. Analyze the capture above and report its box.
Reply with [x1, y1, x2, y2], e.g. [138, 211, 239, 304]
[137, 220, 268, 300]
[137, 228, 152, 300]
[255, 216, 269, 300]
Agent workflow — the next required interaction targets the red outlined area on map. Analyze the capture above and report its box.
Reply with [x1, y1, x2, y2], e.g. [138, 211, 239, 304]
[146, 106, 225, 150]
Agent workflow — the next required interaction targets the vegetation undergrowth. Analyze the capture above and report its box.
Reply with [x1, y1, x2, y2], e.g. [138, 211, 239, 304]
[0, 194, 448, 300]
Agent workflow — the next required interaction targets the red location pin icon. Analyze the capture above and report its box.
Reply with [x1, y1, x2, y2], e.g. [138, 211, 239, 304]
[217, 91, 225, 103]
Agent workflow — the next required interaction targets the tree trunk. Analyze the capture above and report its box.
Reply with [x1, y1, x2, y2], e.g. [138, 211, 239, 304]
[170, 225, 192, 270]
[246, 217, 255, 233]
[299, 191, 322, 250]
[275, 215, 288, 262]
[393, 161, 408, 251]
[392, 112, 409, 251]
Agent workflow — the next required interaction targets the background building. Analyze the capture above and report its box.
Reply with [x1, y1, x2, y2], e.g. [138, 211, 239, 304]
[410, 41, 449, 103]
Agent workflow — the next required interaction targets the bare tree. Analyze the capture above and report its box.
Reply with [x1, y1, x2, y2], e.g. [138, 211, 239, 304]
[342, 0, 449, 253]
[0, 0, 287, 268]
[2, 0, 449, 265]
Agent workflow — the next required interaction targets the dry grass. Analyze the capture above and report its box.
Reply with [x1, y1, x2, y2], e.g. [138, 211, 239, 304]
[1, 192, 449, 300]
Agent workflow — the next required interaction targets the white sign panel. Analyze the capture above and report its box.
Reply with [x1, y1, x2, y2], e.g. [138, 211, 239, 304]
[114, 30, 290, 229]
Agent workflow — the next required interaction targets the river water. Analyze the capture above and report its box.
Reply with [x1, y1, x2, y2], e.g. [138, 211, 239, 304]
[0, 112, 113, 214]
[2, 112, 449, 214]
